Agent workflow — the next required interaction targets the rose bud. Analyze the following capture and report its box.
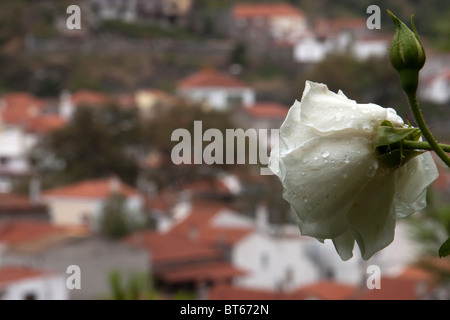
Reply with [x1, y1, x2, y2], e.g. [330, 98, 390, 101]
[388, 10, 426, 96]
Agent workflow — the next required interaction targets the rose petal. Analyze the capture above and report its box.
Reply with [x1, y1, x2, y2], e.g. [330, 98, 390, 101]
[300, 81, 402, 134]
[290, 191, 351, 239]
[268, 143, 281, 177]
[394, 152, 439, 218]
[347, 171, 398, 260]
[332, 228, 355, 261]
[277, 100, 317, 153]
[279, 135, 378, 224]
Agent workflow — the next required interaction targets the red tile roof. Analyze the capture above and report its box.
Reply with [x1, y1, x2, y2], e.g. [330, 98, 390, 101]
[1, 93, 46, 126]
[26, 114, 66, 134]
[43, 177, 139, 199]
[157, 262, 246, 284]
[295, 280, 357, 300]
[0, 193, 47, 213]
[400, 266, 435, 282]
[178, 68, 250, 89]
[167, 201, 254, 246]
[125, 231, 222, 265]
[126, 200, 254, 266]
[117, 94, 136, 108]
[182, 179, 231, 195]
[329, 18, 367, 30]
[0, 266, 50, 287]
[233, 3, 304, 18]
[0, 221, 83, 246]
[245, 102, 289, 118]
[353, 276, 430, 300]
[71, 90, 113, 106]
[208, 284, 302, 300]
[314, 18, 367, 37]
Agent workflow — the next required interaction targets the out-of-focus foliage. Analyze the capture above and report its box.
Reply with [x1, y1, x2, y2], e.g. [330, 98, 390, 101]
[98, 194, 147, 239]
[31, 105, 141, 187]
[108, 270, 158, 300]
[408, 190, 450, 256]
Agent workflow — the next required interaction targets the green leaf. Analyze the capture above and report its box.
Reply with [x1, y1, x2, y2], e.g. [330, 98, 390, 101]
[439, 238, 450, 258]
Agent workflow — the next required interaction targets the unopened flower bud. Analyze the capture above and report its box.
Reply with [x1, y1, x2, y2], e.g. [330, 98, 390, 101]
[388, 10, 426, 96]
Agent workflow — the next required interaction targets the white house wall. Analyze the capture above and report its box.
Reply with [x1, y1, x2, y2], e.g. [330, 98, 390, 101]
[44, 197, 101, 226]
[232, 232, 319, 291]
[0, 127, 36, 174]
[270, 16, 308, 41]
[180, 88, 255, 110]
[44, 195, 144, 229]
[210, 209, 254, 228]
[421, 77, 450, 104]
[1, 275, 68, 300]
[352, 40, 389, 60]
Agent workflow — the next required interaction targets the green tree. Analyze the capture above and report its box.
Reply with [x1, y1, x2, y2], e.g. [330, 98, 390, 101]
[98, 193, 146, 239]
[229, 42, 248, 66]
[31, 105, 141, 187]
[141, 103, 245, 190]
[108, 270, 157, 300]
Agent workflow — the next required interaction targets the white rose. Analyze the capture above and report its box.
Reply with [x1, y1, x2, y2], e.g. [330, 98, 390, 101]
[269, 81, 439, 261]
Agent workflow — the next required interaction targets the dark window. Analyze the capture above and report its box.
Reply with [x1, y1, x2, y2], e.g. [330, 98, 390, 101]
[23, 292, 37, 300]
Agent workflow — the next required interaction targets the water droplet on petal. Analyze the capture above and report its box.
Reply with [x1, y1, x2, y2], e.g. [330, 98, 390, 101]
[321, 151, 330, 158]
[367, 166, 377, 177]
[313, 155, 319, 160]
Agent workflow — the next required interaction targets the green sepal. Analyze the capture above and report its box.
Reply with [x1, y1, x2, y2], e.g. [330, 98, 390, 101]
[374, 123, 424, 169]
[439, 238, 450, 258]
[374, 126, 421, 148]
[376, 148, 424, 169]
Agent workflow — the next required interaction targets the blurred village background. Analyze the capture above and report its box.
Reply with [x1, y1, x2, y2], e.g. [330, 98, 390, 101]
[0, 0, 450, 300]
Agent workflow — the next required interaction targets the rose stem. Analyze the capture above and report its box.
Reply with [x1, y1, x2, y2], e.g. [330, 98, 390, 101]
[406, 93, 450, 167]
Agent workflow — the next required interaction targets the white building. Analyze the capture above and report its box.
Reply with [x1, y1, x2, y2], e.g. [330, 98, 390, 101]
[0, 127, 36, 176]
[232, 3, 309, 44]
[90, 0, 138, 23]
[0, 266, 68, 300]
[165, 202, 320, 291]
[42, 176, 144, 228]
[177, 68, 255, 110]
[0, 127, 37, 192]
[232, 231, 319, 291]
[351, 35, 390, 60]
[294, 32, 390, 64]
[420, 69, 450, 104]
[293, 17, 390, 64]
[293, 34, 336, 63]
[0, 93, 43, 191]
